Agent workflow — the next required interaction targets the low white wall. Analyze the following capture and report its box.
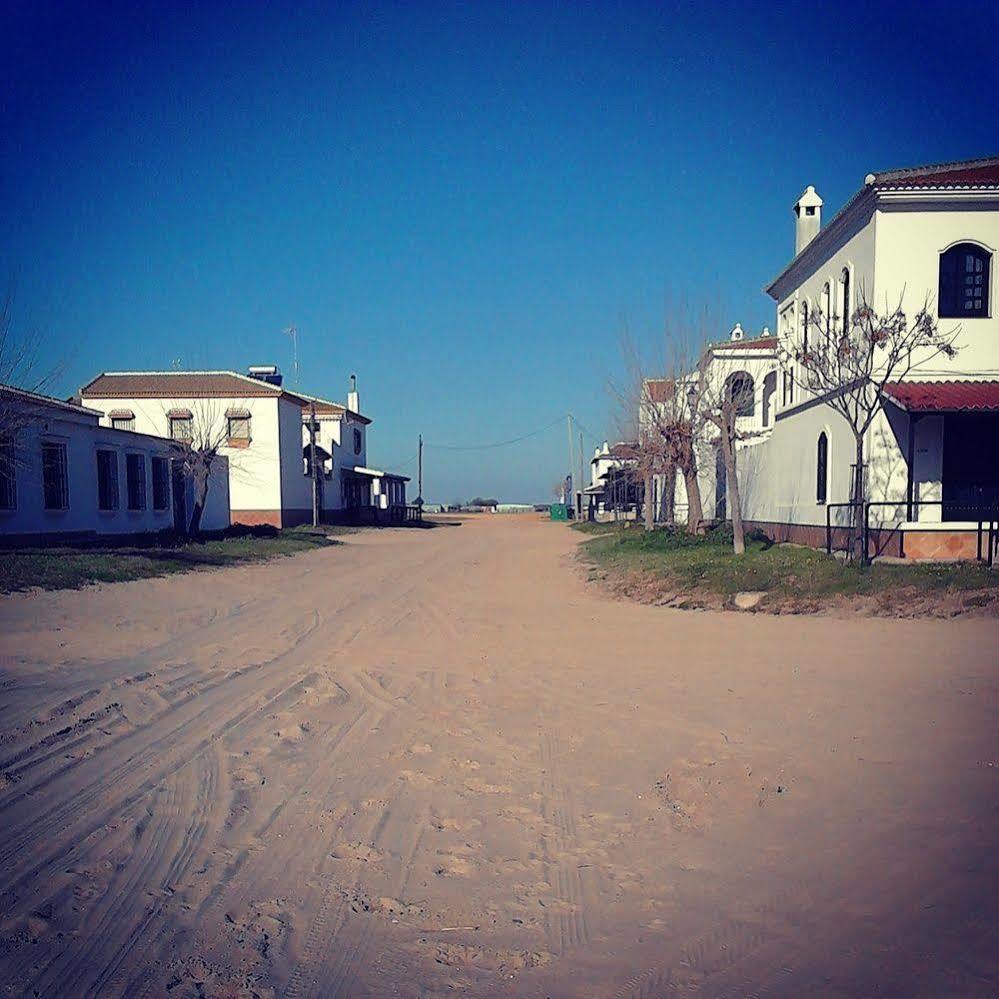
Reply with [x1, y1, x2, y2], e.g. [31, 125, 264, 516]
[1, 411, 177, 538]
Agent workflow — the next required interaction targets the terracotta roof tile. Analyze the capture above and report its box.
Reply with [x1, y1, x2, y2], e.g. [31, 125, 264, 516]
[873, 157, 999, 189]
[81, 371, 308, 403]
[713, 336, 778, 351]
[883, 380, 999, 412]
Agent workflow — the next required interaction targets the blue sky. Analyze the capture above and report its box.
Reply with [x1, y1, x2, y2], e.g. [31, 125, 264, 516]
[3, 1, 997, 502]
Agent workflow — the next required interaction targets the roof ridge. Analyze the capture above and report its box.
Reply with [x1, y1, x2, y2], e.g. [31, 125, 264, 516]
[874, 154, 999, 182]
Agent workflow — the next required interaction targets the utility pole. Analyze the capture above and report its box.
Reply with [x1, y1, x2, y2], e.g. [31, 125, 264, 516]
[579, 430, 585, 521]
[566, 414, 574, 508]
[309, 400, 320, 527]
[417, 434, 423, 505]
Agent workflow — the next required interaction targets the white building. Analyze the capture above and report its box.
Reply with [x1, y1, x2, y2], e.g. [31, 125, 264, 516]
[81, 367, 311, 529]
[299, 375, 410, 523]
[0, 384, 229, 541]
[641, 324, 780, 524]
[742, 156, 999, 559]
[584, 441, 640, 520]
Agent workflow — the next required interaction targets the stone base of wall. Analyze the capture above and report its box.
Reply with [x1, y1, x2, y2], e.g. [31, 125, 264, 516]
[745, 519, 984, 562]
[902, 530, 980, 561]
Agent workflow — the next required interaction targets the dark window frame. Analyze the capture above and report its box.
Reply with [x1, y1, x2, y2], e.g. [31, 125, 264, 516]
[152, 456, 170, 511]
[169, 416, 193, 442]
[725, 371, 755, 418]
[42, 441, 70, 511]
[96, 448, 119, 511]
[841, 267, 851, 332]
[353, 427, 362, 455]
[816, 432, 829, 505]
[939, 243, 991, 318]
[226, 415, 251, 441]
[126, 452, 147, 511]
[0, 436, 15, 511]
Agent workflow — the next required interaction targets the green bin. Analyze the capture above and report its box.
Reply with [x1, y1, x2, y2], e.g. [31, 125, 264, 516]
[550, 503, 569, 521]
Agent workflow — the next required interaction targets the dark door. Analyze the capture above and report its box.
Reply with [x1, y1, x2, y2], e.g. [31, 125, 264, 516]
[942, 413, 999, 520]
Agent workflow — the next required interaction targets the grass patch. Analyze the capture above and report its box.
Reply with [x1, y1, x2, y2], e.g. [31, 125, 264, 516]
[0, 527, 341, 594]
[575, 522, 999, 613]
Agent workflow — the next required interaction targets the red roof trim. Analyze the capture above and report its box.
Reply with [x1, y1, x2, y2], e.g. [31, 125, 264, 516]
[883, 381, 999, 412]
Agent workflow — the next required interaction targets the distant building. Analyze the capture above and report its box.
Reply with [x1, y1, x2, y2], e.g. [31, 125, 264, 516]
[585, 441, 640, 520]
[0, 384, 229, 541]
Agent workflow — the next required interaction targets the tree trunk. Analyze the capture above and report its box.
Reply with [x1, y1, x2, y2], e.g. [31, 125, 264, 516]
[719, 426, 745, 555]
[681, 462, 704, 534]
[852, 432, 866, 562]
[660, 463, 676, 525]
[643, 472, 654, 531]
[188, 463, 210, 536]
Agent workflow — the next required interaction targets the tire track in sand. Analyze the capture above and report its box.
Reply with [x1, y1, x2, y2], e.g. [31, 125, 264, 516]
[538, 718, 593, 956]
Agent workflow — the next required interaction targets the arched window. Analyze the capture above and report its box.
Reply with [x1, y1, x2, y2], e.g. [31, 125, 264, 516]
[353, 428, 362, 455]
[841, 267, 851, 332]
[816, 432, 828, 504]
[761, 370, 777, 427]
[822, 282, 831, 335]
[725, 371, 755, 417]
[939, 243, 991, 317]
[800, 300, 809, 352]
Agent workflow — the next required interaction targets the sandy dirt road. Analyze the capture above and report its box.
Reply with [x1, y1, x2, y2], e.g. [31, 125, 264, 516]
[0, 514, 997, 997]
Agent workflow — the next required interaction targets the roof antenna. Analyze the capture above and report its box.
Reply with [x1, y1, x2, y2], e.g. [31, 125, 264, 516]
[284, 326, 299, 386]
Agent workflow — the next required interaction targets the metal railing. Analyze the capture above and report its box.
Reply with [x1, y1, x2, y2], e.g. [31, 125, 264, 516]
[825, 500, 999, 565]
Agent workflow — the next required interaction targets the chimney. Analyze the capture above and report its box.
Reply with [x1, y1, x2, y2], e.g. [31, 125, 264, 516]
[730, 322, 744, 342]
[247, 364, 282, 387]
[794, 185, 823, 255]
[347, 373, 359, 413]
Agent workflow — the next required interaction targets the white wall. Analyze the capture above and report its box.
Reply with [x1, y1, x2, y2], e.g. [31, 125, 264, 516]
[874, 204, 999, 377]
[773, 208, 878, 414]
[301, 413, 366, 512]
[84, 395, 284, 516]
[0, 406, 178, 538]
[278, 397, 311, 517]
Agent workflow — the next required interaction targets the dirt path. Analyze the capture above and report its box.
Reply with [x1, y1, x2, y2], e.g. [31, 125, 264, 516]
[1, 514, 997, 997]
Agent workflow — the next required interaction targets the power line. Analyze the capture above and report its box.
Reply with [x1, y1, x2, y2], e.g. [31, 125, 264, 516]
[426, 416, 566, 451]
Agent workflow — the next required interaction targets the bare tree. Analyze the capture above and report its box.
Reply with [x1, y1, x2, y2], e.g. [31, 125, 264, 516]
[0, 284, 64, 450]
[697, 358, 759, 555]
[637, 370, 707, 534]
[778, 290, 958, 557]
[169, 398, 233, 535]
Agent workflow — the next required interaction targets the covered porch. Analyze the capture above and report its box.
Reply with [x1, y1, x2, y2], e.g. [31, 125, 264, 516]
[849, 382, 999, 560]
[337, 466, 412, 525]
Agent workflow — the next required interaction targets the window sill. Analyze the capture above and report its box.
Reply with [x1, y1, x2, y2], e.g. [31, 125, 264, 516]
[227, 438, 251, 449]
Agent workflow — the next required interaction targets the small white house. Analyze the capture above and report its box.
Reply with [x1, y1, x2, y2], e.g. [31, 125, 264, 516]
[585, 441, 640, 520]
[0, 384, 229, 541]
[81, 367, 310, 529]
[741, 155, 999, 559]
